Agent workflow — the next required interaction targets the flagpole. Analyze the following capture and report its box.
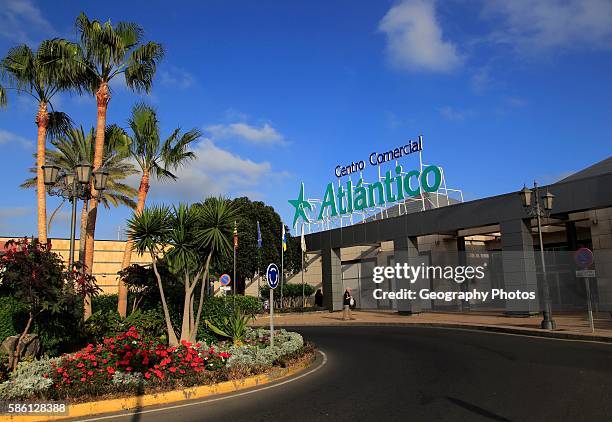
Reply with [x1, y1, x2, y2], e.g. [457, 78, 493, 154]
[233, 221, 237, 309]
[301, 224, 306, 309]
[280, 224, 284, 310]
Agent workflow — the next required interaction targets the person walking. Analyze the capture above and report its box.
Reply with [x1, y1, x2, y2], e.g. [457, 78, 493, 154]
[343, 288, 354, 320]
[315, 289, 323, 308]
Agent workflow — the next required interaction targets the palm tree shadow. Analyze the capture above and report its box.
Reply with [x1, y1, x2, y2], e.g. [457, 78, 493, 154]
[445, 396, 514, 422]
[131, 380, 145, 422]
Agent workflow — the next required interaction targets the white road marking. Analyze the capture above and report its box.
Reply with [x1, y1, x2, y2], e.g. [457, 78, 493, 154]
[75, 351, 328, 421]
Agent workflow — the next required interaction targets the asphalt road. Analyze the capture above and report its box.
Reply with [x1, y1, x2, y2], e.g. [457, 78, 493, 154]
[80, 326, 612, 422]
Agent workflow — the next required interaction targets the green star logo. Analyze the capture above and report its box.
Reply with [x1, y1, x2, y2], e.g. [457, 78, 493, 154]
[288, 182, 312, 228]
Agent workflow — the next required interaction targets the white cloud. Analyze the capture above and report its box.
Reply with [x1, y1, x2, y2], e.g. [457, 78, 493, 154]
[160, 66, 195, 89]
[0, 0, 56, 44]
[438, 106, 476, 122]
[0, 129, 34, 148]
[482, 0, 612, 53]
[378, 0, 462, 73]
[141, 139, 276, 202]
[206, 122, 285, 145]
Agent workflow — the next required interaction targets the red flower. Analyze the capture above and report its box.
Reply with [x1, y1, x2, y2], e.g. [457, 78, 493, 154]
[145, 372, 151, 379]
[169, 367, 177, 373]
[106, 366, 115, 375]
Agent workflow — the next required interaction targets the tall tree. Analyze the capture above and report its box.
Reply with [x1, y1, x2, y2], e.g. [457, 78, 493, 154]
[75, 13, 163, 318]
[0, 40, 80, 242]
[216, 197, 302, 294]
[21, 127, 139, 253]
[115, 103, 200, 317]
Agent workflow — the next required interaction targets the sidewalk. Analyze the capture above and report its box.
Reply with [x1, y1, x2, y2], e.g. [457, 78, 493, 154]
[253, 310, 612, 343]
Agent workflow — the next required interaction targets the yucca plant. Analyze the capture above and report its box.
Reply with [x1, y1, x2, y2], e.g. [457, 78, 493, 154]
[128, 198, 240, 346]
[205, 309, 255, 346]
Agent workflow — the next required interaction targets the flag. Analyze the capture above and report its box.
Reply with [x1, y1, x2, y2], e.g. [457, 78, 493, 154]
[282, 225, 287, 252]
[233, 221, 238, 249]
[300, 224, 306, 253]
[257, 221, 262, 249]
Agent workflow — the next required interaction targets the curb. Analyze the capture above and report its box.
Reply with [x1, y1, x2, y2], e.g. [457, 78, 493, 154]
[7, 355, 316, 422]
[255, 321, 612, 344]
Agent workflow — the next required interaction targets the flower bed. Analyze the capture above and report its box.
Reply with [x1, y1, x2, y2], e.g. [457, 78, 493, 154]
[0, 327, 313, 402]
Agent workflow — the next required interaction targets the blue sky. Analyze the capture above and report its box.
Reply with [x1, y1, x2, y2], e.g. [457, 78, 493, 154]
[0, 0, 611, 239]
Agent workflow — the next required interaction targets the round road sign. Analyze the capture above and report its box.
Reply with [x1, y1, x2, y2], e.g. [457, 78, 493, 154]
[266, 263, 280, 289]
[219, 273, 231, 286]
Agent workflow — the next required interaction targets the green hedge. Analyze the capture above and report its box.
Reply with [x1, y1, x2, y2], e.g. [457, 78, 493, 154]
[260, 283, 315, 308]
[86, 295, 261, 345]
[85, 309, 166, 343]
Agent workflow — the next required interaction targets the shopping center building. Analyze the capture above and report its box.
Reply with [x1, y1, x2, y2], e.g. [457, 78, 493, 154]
[278, 156, 612, 315]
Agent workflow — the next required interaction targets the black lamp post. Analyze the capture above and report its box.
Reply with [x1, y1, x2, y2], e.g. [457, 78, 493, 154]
[42, 160, 108, 269]
[519, 181, 556, 330]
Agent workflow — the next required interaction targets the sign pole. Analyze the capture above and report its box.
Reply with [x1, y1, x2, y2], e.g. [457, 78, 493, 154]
[269, 287, 274, 347]
[301, 249, 305, 308]
[266, 263, 279, 347]
[585, 277, 594, 333]
[281, 238, 284, 310]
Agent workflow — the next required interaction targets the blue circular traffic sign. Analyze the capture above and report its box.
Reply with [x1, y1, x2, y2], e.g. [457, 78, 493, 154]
[266, 263, 280, 289]
[219, 273, 231, 286]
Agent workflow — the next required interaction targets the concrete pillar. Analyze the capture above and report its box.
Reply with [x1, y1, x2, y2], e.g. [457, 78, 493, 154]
[500, 219, 540, 315]
[393, 236, 421, 314]
[565, 221, 578, 250]
[457, 236, 470, 311]
[321, 247, 343, 311]
[590, 208, 612, 312]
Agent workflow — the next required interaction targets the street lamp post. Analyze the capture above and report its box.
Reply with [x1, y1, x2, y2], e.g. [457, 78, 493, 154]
[519, 181, 556, 330]
[42, 160, 108, 270]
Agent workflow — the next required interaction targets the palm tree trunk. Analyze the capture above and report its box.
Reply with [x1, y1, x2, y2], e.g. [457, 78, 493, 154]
[151, 253, 178, 346]
[35, 102, 49, 244]
[84, 81, 110, 320]
[191, 252, 212, 342]
[181, 271, 192, 342]
[118, 170, 149, 317]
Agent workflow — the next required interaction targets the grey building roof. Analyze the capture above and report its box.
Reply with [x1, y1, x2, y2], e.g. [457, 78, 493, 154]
[558, 156, 612, 183]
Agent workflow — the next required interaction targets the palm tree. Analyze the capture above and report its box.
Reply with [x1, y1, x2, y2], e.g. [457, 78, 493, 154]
[21, 127, 139, 259]
[116, 103, 200, 317]
[0, 40, 82, 243]
[128, 198, 239, 346]
[74, 13, 163, 298]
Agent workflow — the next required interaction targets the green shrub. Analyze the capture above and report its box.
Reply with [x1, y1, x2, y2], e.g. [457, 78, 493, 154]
[0, 357, 55, 399]
[260, 283, 315, 308]
[91, 294, 118, 314]
[0, 297, 26, 341]
[198, 296, 262, 343]
[0, 296, 83, 357]
[85, 309, 165, 343]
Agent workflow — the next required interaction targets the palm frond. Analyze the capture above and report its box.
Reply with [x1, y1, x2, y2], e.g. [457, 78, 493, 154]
[127, 204, 171, 255]
[0, 84, 6, 108]
[46, 111, 73, 140]
[124, 42, 164, 93]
